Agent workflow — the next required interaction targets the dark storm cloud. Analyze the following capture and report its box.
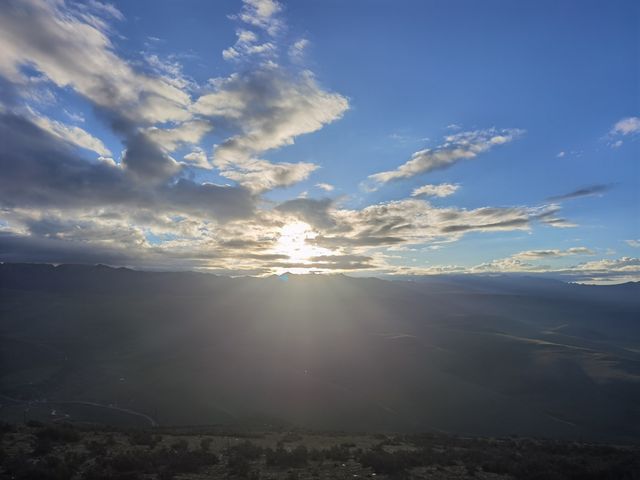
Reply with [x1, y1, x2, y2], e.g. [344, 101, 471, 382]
[0, 113, 254, 221]
[121, 131, 180, 181]
[0, 232, 132, 266]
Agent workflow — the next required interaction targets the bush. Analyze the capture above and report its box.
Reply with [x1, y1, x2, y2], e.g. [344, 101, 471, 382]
[83, 446, 219, 479]
[35, 424, 80, 443]
[4, 453, 73, 480]
[228, 440, 263, 460]
[322, 444, 351, 462]
[228, 453, 251, 476]
[199, 437, 212, 452]
[128, 429, 159, 447]
[265, 445, 308, 468]
[358, 448, 421, 476]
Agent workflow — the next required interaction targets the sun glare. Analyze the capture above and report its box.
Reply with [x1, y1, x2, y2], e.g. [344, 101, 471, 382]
[274, 221, 331, 274]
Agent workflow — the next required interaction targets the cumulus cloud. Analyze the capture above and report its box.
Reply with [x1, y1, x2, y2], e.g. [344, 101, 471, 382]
[626, 239, 640, 248]
[194, 66, 348, 190]
[196, 67, 348, 166]
[0, 0, 358, 273]
[367, 127, 523, 187]
[411, 183, 460, 198]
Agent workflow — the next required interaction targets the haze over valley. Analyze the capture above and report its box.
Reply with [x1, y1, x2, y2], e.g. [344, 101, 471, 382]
[2, 264, 639, 442]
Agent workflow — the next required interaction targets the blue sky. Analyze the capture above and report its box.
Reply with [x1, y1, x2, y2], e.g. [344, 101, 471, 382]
[0, 0, 638, 282]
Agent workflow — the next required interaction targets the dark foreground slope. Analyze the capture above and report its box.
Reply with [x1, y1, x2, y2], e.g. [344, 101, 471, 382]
[2, 422, 640, 480]
[1, 264, 639, 442]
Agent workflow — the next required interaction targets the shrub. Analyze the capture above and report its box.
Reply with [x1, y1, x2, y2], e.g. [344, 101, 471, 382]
[128, 429, 159, 447]
[265, 445, 308, 468]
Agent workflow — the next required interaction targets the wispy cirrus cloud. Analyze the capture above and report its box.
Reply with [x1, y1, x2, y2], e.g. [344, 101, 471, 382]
[365, 127, 523, 189]
[512, 247, 595, 260]
[547, 184, 612, 202]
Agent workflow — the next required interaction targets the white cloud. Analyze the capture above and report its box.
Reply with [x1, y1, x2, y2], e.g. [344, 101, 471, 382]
[222, 29, 276, 61]
[289, 38, 309, 61]
[182, 148, 211, 169]
[29, 110, 111, 156]
[411, 183, 460, 198]
[146, 120, 212, 152]
[221, 158, 318, 193]
[612, 116, 640, 136]
[81, 1, 124, 21]
[309, 200, 571, 252]
[626, 239, 640, 248]
[63, 109, 85, 123]
[608, 116, 640, 148]
[194, 66, 347, 191]
[511, 247, 594, 260]
[236, 0, 283, 36]
[196, 68, 348, 168]
[0, 0, 192, 124]
[367, 127, 523, 187]
[144, 53, 197, 91]
[315, 183, 334, 192]
[0, 0, 605, 277]
[394, 254, 639, 284]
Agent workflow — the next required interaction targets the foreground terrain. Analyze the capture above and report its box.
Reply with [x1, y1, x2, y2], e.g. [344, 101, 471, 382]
[1, 264, 640, 442]
[1, 422, 639, 479]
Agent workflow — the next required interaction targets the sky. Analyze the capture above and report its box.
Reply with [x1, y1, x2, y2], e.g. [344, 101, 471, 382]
[0, 0, 638, 283]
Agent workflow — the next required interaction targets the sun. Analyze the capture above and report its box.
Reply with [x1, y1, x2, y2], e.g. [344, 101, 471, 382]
[274, 221, 331, 273]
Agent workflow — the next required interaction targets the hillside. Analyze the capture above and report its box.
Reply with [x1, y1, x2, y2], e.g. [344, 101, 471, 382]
[1, 264, 639, 442]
